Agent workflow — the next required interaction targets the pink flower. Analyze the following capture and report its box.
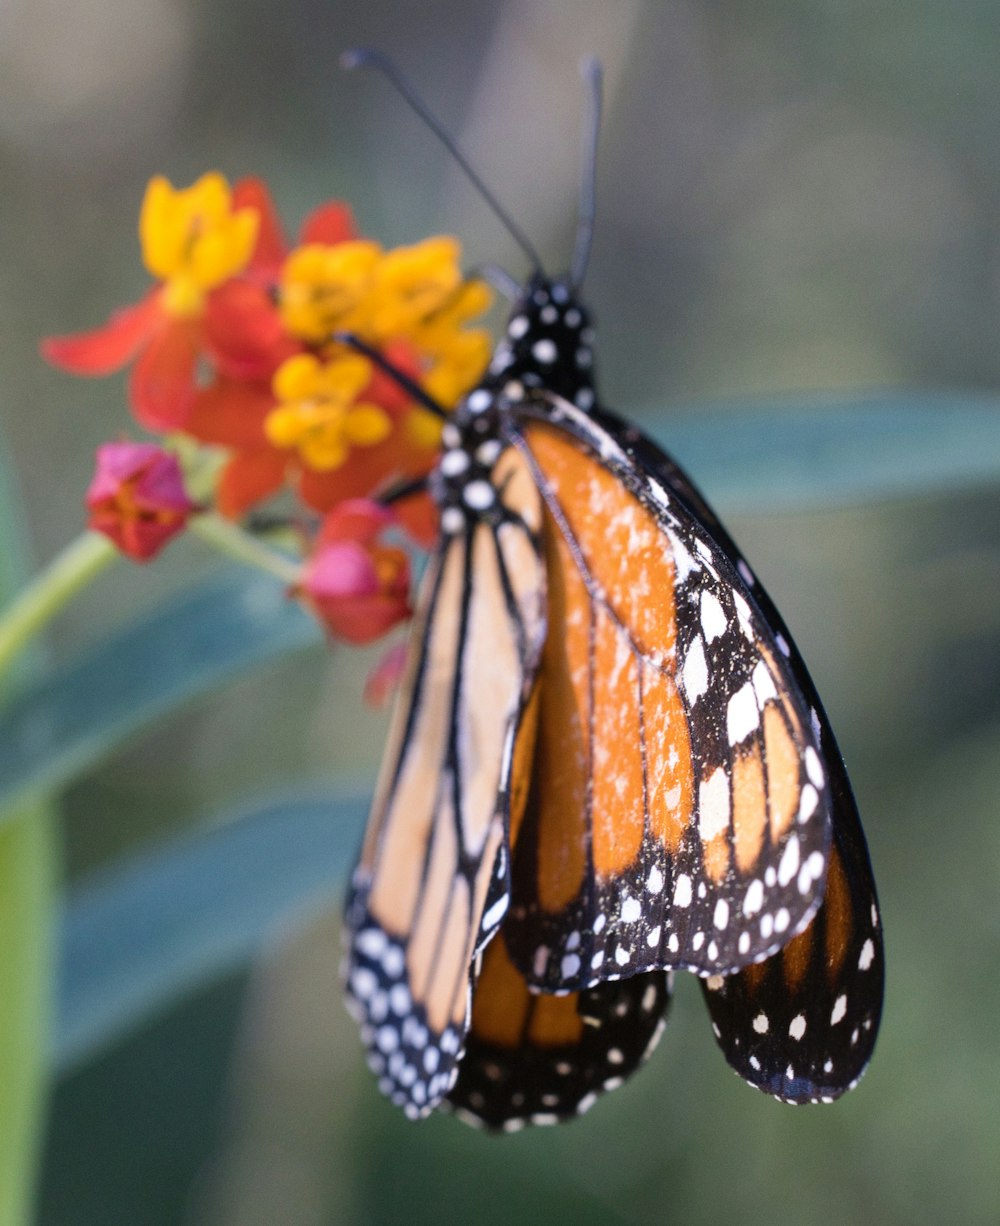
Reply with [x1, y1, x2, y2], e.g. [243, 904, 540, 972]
[298, 500, 411, 644]
[86, 442, 196, 561]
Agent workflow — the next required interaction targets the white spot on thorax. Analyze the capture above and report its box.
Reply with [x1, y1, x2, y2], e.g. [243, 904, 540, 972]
[441, 507, 465, 535]
[467, 388, 493, 413]
[463, 480, 495, 510]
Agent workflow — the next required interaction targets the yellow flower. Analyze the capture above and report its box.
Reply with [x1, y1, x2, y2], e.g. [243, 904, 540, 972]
[368, 236, 468, 341]
[411, 279, 494, 353]
[139, 174, 259, 317]
[422, 329, 494, 406]
[280, 241, 383, 343]
[265, 353, 391, 471]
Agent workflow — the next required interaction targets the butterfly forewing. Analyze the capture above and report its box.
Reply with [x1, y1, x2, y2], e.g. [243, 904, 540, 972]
[701, 752, 884, 1101]
[500, 408, 832, 992]
[447, 929, 671, 1130]
[344, 447, 546, 1118]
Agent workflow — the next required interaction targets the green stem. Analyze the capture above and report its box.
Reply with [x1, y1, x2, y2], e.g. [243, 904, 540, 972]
[0, 533, 117, 679]
[189, 514, 302, 586]
[0, 515, 302, 685]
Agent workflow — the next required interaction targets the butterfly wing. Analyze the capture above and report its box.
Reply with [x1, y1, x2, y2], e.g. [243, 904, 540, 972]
[613, 404, 885, 1099]
[701, 747, 884, 1102]
[344, 447, 547, 1118]
[500, 401, 834, 991]
[447, 928, 671, 1130]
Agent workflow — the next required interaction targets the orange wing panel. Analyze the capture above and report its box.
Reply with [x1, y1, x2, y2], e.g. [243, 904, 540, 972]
[523, 425, 677, 661]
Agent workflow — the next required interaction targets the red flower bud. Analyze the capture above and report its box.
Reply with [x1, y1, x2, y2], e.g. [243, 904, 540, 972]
[86, 442, 196, 561]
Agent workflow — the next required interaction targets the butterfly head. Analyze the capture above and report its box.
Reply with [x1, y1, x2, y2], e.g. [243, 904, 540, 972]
[482, 275, 597, 413]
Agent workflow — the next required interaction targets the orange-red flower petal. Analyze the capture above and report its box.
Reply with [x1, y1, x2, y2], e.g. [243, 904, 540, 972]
[41, 293, 162, 376]
[128, 316, 201, 431]
[232, 177, 288, 278]
[300, 201, 358, 246]
[216, 449, 287, 518]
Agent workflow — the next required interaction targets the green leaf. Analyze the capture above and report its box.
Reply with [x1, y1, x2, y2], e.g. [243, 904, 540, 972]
[0, 569, 322, 822]
[56, 792, 364, 1071]
[0, 435, 58, 1226]
[642, 391, 1000, 511]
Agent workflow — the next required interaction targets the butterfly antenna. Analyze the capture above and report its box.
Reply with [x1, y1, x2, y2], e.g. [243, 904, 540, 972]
[569, 56, 603, 290]
[342, 48, 544, 275]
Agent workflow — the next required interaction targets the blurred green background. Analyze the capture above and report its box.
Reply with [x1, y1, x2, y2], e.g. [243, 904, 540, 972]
[2, 0, 1000, 1222]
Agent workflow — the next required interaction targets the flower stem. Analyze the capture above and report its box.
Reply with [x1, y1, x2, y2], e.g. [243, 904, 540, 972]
[0, 533, 118, 678]
[189, 514, 302, 586]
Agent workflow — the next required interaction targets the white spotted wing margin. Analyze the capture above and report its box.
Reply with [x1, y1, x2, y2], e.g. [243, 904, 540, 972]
[344, 449, 546, 1120]
[499, 396, 835, 992]
[446, 943, 672, 1131]
[700, 753, 884, 1102]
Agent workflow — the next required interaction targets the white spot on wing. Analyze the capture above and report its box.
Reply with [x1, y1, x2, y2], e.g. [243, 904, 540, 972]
[700, 591, 727, 643]
[727, 682, 759, 745]
[698, 767, 730, 841]
[682, 636, 709, 703]
[777, 834, 801, 887]
[743, 879, 764, 916]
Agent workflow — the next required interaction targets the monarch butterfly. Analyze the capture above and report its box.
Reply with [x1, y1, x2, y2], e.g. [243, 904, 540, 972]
[342, 52, 884, 1130]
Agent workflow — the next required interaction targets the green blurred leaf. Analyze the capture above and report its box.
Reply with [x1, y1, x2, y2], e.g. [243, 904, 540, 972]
[0, 569, 322, 823]
[0, 434, 58, 1226]
[56, 792, 364, 1071]
[645, 391, 1000, 511]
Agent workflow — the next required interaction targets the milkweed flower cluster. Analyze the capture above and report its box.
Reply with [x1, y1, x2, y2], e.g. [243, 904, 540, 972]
[43, 173, 493, 654]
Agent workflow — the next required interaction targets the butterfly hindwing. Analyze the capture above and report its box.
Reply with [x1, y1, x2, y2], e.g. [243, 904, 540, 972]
[700, 746, 884, 1102]
[344, 447, 546, 1117]
[499, 403, 832, 991]
[446, 929, 671, 1130]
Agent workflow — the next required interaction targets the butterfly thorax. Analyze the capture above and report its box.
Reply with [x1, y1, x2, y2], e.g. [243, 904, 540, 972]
[482, 274, 597, 409]
[431, 276, 597, 535]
